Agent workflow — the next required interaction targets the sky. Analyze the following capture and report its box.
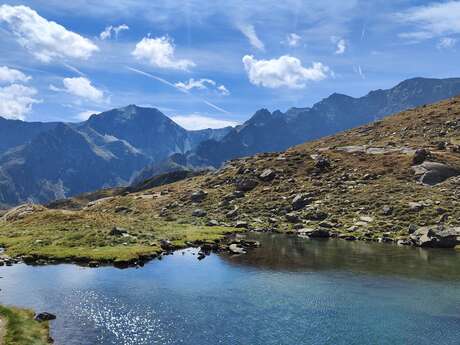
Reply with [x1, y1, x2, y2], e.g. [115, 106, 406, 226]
[0, 1, 460, 129]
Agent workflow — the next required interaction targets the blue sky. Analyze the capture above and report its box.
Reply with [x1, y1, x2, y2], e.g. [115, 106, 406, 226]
[0, 1, 459, 129]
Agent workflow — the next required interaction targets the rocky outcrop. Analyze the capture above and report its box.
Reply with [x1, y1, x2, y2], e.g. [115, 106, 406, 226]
[409, 225, 458, 248]
[412, 161, 460, 185]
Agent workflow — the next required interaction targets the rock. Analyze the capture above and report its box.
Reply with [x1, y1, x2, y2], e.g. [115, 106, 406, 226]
[160, 239, 174, 250]
[408, 202, 424, 212]
[408, 224, 418, 234]
[304, 210, 328, 221]
[382, 205, 392, 215]
[285, 212, 301, 223]
[223, 190, 245, 201]
[109, 227, 128, 236]
[359, 216, 374, 223]
[409, 225, 458, 248]
[197, 252, 206, 260]
[292, 194, 312, 211]
[235, 178, 258, 192]
[1, 203, 46, 222]
[314, 156, 331, 171]
[191, 190, 208, 202]
[88, 261, 99, 268]
[34, 312, 56, 322]
[226, 208, 239, 219]
[241, 240, 260, 248]
[207, 219, 219, 227]
[259, 169, 276, 182]
[412, 148, 430, 165]
[235, 221, 249, 229]
[412, 161, 460, 185]
[298, 228, 330, 238]
[192, 209, 207, 217]
[228, 243, 246, 254]
[114, 206, 132, 213]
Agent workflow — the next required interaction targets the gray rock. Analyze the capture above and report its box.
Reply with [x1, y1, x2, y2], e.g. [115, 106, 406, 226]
[412, 161, 460, 185]
[109, 227, 128, 236]
[298, 228, 330, 238]
[409, 225, 458, 248]
[259, 169, 276, 182]
[226, 208, 238, 219]
[412, 148, 430, 165]
[192, 209, 207, 217]
[382, 205, 392, 215]
[408, 202, 424, 212]
[235, 221, 249, 229]
[191, 190, 208, 202]
[229, 243, 246, 254]
[235, 178, 258, 191]
[207, 219, 219, 227]
[315, 156, 331, 171]
[34, 312, 56, 322]
[285, 212, 301, 223]
[292, 194, 312, 210]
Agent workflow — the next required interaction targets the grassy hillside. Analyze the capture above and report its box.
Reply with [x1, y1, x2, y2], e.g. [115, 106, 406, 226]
[0, 97, 459, 264]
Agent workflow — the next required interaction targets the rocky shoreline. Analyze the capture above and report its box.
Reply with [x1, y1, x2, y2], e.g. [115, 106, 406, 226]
[0, 225, 458, 269]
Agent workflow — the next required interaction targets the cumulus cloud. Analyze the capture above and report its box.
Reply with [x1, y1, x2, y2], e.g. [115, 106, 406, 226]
[331, 36, 347, 54]
[242, 55, 331, 89]
[76, 110, 98, 121]
[398, 1, 460, 41]
[174, 78, 230, 96]
[285, 33, 301, 47]
[132, 36, 195, 70]
[99, 24, 129, 40]
[171, 114, 238, 130]
[0, 5, 99, 62]
[437, 37, 457, 49]
[50, 77, 104, 102]
[0, 66, 31, 84]
[237, 23, 265, 50]
[0, 84, 40, 120]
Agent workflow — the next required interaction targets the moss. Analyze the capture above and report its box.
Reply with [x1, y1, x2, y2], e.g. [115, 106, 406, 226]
[0, 305, 50, 345]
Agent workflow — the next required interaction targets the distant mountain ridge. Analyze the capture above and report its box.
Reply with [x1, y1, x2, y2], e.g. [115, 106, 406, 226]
[191, 77, 460, 167]
[1, 77, 460, 207]
[0, 106, 232, 206]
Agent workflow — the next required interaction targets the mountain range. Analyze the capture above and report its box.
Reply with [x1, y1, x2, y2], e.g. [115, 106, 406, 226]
[1, 77, 460, 207]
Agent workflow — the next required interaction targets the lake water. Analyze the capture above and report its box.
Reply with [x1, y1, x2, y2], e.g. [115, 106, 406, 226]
[1, 234, 460, 345]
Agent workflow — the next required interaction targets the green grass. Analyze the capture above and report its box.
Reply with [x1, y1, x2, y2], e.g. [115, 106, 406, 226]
[0, 305, 50, 345]
[0, 207, 240, 262]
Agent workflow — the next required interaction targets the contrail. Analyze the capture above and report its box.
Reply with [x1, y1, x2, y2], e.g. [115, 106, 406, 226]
[126, 66, 230, 114]
[62, 62, 86, 77]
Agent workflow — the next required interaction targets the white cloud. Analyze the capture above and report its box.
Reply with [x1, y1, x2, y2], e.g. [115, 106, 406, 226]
[237, 23, 265, 50]
[170, 114, 238, 130]
[0, 66, 31, 84]
[175, 78, 216, 91]
[285, 33, 301, 47]
[0, 84, 40, 120]
[437, 37, 457, 49]
[76, 110, 98, 121]
[132, 36, 195, 70]
[0, 5, 99, 62]
[398, 1, 460, 41]
[242, 55, 331, 89]
[331, 36, 347, 54]
[217, 85, 230, 96]
[99, 24, 129, 40]
[51, 77, 104, 102]
[174, 78, 230, 96]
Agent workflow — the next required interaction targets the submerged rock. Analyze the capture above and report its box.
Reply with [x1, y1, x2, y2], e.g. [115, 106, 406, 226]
[229, 243, 246, 254]
[34, 312, 56, 322]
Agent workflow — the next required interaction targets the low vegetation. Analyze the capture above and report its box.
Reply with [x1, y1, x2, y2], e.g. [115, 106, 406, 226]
[0, 306, 50, 345]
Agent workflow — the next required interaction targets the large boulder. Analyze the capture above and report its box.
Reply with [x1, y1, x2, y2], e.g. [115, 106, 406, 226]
[412, 148, 430, 165]
[235, 178, 258, 192]
[297, 228, 330, 238]
[409, 225, 458, 248]
[412, 161, 460, 185]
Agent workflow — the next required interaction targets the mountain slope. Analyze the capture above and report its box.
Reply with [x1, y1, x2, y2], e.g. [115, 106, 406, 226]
[0, 106, 233, 206]
[1, 96, 459, 263]
[194, 77, 460, 166]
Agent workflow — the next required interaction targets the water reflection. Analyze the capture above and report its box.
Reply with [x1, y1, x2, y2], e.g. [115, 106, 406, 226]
[223, 233, 460, 281]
